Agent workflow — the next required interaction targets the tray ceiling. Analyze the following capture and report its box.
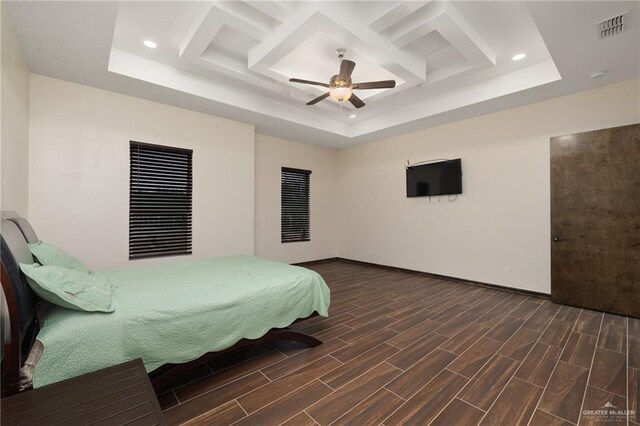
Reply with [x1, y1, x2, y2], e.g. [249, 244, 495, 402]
[5, 1, 640, 148]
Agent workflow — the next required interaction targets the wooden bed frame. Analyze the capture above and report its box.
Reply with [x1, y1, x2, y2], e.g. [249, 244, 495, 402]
[0, 216, 322, 396]
[1, 262, 38, 396]
[149, 313, 320, 393]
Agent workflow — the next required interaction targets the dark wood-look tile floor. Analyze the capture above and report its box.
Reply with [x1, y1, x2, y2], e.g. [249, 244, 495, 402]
[158, 261, 640, 425]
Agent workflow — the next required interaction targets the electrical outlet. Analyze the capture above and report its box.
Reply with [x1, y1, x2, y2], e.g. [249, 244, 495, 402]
[504, 266, 511, 274]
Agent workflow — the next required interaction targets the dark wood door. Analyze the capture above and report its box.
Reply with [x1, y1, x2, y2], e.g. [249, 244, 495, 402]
[550, 123, 640, 318]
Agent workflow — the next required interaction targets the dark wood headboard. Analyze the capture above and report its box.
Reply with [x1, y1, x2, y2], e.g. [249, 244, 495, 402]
[0, 217, 41, 395]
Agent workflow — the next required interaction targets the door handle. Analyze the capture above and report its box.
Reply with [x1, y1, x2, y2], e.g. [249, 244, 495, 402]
[552, 236, 561, 242]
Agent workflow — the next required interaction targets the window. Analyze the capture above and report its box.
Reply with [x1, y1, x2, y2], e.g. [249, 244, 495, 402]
[129, 141, 193, 259]
[281, 167, 311, 243]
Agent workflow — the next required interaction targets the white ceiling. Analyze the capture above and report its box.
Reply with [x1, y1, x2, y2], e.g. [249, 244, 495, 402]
[5, 1, 639, 149]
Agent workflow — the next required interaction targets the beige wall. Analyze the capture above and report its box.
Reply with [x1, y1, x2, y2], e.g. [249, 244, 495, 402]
[336, 78, 640, 294]
[255, 133, 337, 264]
[1, 5, 30, 216]
[22, 67, 640, 294]
[29, 75, 255, 270]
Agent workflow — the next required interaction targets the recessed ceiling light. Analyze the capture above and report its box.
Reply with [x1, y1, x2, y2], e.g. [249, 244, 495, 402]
[511, 53, 526, 61]
[349, 114, 356, 119]
[143, 40, 157, 49]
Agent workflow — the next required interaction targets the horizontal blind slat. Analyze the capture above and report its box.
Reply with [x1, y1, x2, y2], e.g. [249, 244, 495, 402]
[281, 167, 310, 244]
[130, 141, 192, 259]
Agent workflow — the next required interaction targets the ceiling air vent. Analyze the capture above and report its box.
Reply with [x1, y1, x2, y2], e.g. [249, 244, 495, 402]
[597, 12, 627, 38]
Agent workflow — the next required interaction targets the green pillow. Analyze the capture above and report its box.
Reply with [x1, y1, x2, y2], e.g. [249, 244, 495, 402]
[28, 241, 91, 273]
[20, 263, 114, 312]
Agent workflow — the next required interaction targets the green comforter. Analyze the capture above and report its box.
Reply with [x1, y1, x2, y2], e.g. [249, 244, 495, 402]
[33, 256, 330, 388]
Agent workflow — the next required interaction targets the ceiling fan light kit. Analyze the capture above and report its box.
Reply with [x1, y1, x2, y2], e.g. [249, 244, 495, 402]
[329, 73, 353, 103]
[329, 88, 353, 102]
[289, 49, 396, 109]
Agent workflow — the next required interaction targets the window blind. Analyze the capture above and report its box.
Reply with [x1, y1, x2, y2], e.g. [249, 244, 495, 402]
[129, 141, 193, 259]
[281, 167, 311, 243]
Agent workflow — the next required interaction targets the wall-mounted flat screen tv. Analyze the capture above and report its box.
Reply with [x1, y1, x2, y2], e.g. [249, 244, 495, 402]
[406, 159, 462, 197]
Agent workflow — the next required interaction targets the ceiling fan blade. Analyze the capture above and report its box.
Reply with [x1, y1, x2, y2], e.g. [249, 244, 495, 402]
[338, 60, 356, 81]
[352, 80, 396, 90]
[306, 92, 330, 105]
[290, 78, 330, 88]
[349, 93, 365, 109]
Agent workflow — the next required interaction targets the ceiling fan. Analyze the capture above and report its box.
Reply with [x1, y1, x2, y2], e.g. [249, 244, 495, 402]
[289, 48, 396, 109]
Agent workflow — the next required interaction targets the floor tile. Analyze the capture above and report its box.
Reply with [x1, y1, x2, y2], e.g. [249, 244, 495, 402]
[484, 316, 526, 342]
[589, 348, 627, 397]
[166, 372, 269, 424]
[480, 378, 542, 425]
[439, 323, 491, 355]
[320, 343, 398, 390]
[386, 332, 449, 370]
[538, 361, 589, 424]
[560, 332, 597, 369]
[574, 310, 603, 336]
[234, 380, 332, 426]
[331, 388, 403, 426]
[459, 355, 520, 410]
[307, 362, 401, 425]
[630, 367, 639, 424]
[497, 327, 541, 361]
[261, 338, 346, 381]
[430, 398, 485, 426]
[384, 369, 468, 425]
[515, 342, 563, 388]
[529, 409, 575, 425]
[448, 337, 503, 379]
[181, 400, 246, 426]
[238, 356, 341, 414]
[386, 348, 457, 399]
[281, 411, 318, 426]
[580, 385, 627, 426]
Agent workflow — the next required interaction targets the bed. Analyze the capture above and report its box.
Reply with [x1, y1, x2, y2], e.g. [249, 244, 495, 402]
[0, 214, 330, 395]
